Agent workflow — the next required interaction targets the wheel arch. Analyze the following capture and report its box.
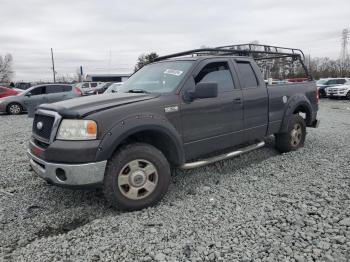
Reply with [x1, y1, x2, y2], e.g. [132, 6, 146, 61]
[95, 114, 185, 166]
[279, 94, 312, 133]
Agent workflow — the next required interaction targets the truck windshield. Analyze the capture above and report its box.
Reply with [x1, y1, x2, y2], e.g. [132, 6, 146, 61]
[119, 61, 193, 93]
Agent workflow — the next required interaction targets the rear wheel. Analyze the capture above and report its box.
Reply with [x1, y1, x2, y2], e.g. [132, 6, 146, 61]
[275, 115, 306, 153]
[103, 143, 171, 211]
[7, 103, 23, 115]
[346, 91, 350, 100]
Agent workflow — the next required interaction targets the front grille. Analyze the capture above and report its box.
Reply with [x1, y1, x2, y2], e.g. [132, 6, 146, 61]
[33, 114, 55, 141]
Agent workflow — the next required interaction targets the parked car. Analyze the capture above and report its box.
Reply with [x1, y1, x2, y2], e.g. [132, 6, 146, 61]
[326, 84, 350, 99]
[316, 78, 350, 98]
[0, 84, 82, 115]
[84, 82, 113, 95]
[28, 46, 319, 211]
[15, 82, 32, 90]
[104, 82, 123, 94]
[0, 86, 18, 98]
[74, 82, 103, 94]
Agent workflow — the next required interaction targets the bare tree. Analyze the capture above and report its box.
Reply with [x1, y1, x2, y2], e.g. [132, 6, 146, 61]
[0, 54, 14, 82]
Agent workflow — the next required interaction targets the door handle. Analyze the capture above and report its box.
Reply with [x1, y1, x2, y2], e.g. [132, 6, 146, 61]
[233, 98, 242, 104]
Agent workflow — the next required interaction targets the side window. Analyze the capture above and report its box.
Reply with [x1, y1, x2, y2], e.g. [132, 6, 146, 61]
[30, 86, 45, 95]
[61, 85, 72, 92]
[82, 83, 89, 88]
[90, 83, 98, 88]
[337, 79, 346, 84]
[236, 62, 259, 88]
[46, 85, 63, 94]
[327, 80, 337, 85]
[195, 62, 234, 92]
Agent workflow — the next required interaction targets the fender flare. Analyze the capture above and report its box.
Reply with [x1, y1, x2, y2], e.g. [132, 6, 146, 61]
[95, 113, 185, 166]
[279, 94, 312, 133]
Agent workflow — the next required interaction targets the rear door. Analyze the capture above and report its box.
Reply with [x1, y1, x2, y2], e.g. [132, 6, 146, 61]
[45, 85, 64, 103]
[233, 59, 268, 141]
[180, 59, 244, 159]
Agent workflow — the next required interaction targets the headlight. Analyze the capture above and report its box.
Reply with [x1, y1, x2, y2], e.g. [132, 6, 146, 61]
[56, 119, 97, 140]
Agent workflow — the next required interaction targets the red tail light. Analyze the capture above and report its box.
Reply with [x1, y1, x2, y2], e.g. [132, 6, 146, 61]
[74, 87, 83, 96]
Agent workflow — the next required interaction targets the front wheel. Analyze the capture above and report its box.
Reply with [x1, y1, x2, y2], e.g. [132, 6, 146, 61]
[275, 115, 306, 153]
[7, 103, 23, 115]
[103, 143, 171, 211]
[346, 91, 350, 100]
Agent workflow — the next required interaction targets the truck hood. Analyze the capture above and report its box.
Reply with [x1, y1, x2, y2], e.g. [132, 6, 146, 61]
[38, 93, 159, 118]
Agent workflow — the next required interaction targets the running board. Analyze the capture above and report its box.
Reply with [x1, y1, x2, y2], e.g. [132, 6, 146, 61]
[180, 141, 265, 170]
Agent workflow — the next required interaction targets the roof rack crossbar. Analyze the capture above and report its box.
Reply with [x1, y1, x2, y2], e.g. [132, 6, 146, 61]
[216, 43, 305, 61]
[154, 48, 301, 62]
[153, 44, 312, 80]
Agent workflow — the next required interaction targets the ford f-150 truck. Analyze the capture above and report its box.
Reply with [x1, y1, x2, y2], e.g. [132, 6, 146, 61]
[28, 44, 319, 210]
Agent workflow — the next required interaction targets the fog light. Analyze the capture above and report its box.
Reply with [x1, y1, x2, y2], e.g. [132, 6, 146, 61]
[56, 168, 67, 182]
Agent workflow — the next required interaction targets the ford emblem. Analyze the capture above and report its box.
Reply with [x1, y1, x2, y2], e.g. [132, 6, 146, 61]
[36, 121, 43, 130]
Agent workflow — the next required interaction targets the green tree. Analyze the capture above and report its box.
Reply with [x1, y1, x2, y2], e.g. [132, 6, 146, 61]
[134, 52, 159, 72]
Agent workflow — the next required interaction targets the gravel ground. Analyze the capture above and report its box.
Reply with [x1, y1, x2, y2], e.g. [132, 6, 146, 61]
[0, 99, 350, 262]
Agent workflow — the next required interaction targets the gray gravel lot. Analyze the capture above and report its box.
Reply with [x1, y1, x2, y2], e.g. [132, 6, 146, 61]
[0, 99, 350, 262]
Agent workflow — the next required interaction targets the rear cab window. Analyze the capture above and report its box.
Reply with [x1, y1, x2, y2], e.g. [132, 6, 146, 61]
[235, 61, 259, 88]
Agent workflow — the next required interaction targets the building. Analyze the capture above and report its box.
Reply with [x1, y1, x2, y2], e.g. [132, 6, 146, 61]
[85, 73, 131, 82]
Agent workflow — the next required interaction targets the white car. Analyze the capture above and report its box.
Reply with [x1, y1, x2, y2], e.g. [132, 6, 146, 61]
[326, 84, 350, 99]
[74, 82, 103, 94]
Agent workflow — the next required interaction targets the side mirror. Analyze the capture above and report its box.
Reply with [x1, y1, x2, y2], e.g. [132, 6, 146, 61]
[189, 82, 218, 100]
[25, 92, 32, 97]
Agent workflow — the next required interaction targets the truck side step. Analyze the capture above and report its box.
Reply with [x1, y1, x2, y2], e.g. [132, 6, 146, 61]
[180, 141, 265, 170]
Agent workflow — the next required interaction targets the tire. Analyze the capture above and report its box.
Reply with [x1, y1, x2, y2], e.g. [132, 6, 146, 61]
[103, 143, 171, 211]
[7, 103, 23, 115]
[346, 91, 350, 100]
[275, 115, 306, 153]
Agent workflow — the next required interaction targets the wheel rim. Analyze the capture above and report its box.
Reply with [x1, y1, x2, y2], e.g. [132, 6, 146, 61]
[9, 104, 21, 114]
[290, 123, 302, 146]
[117, 159, 158, 200]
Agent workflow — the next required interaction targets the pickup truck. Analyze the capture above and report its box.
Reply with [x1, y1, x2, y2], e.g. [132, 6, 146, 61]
[28, 45, 319, 210]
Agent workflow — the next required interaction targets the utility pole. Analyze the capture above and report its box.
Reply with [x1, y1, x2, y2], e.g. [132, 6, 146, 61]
[51, 48, 56, 83]
[340, 29, 349, 77]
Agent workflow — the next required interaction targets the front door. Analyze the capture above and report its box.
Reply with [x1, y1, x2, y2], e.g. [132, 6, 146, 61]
[180, 59, 244, 160]
[22, 86, 48, 110]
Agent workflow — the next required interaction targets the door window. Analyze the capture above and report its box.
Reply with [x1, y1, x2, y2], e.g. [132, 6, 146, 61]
[46, 85, 63, 94]
[61, 85, 72, 92]
[30, 86, 46, 95]
[195, 62, 234, 92]
[236, 62, 259, 88]
[336, 79, 346, 84]
[91, 83, 98, 88]
[82, 83, 89, 88]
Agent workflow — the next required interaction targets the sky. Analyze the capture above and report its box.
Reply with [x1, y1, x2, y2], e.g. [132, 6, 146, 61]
[0, 0, 349, 82]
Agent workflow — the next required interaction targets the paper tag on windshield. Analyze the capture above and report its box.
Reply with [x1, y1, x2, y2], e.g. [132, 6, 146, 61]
[164, 69, 183, 76]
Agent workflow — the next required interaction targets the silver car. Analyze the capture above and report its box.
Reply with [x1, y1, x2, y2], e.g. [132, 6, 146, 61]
[0, 84, 81, 115]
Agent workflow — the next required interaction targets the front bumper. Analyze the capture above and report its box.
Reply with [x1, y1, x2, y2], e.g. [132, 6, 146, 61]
[27, 150, 107, 187]
[327, 92, 347, 97]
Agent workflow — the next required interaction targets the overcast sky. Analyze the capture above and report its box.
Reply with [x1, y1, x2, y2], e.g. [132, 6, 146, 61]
[1, 0, 349, 81]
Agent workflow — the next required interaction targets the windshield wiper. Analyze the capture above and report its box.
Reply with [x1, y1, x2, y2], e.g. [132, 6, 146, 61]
[127, 89, 149, 94]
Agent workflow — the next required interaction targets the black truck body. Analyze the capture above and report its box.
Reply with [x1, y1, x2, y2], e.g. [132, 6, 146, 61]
[28, 44, 319, 210]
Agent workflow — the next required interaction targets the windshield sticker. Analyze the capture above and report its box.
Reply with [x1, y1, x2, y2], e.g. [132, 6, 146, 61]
[164, 69, 183, 76]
